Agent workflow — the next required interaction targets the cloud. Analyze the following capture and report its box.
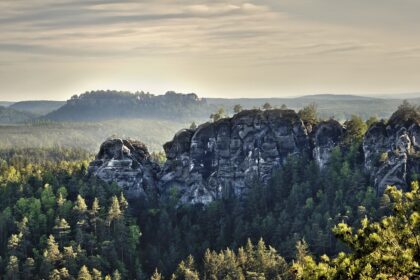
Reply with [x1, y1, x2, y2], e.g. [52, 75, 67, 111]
[1, 0, 420, 100]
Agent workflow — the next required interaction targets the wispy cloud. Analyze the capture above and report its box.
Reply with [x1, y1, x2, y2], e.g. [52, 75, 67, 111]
[0, 0, 420, 100]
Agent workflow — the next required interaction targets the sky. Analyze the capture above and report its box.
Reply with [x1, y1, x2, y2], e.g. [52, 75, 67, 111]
[1, 0, 420, 101]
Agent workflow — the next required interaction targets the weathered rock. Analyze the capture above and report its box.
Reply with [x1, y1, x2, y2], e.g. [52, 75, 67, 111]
[312, 120, 344, 169]
[159, 109, 310, 204]
[88, 108, 420, 205]
[363, 119, 420, 193]
[88, 138, 160, 199]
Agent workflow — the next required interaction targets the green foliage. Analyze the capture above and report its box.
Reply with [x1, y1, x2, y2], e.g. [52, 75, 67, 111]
[189, 121, 197, 130]
[0, 151, 142, 279]
[366, 116, 379, 128]
[151, 269, 163, 280]
[172, 239, 290, 280]
[151, 151, 167, 165]
[388, 100, 420, 124]
[210, 108, 227, 122]
[1, 140, 418, 279]
[293, 182, 420, 279]
[343, 115, 368, 145]
[138, 143, 385, 277]
[298, 103, 318, 126]
[233, 104, 243, 114]
[262, 103, 272, 110]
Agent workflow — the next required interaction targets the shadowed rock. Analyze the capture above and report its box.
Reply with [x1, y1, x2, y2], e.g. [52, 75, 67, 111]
[312, 120, 344, 169]
[88, 108, 420, 204]
[159, 109, 310, 204]
[88, 138, 160, 199]
[363, 120, 420, 194]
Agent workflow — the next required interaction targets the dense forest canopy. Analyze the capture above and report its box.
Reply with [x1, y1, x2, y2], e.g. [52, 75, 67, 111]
[0, 103, 419, 279]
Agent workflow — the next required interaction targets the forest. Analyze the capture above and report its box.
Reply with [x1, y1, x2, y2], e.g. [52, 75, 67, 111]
[0, 105, 419, 279]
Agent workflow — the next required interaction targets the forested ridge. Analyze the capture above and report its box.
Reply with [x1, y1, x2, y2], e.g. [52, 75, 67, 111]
[45, 91, 212, 122]
[1, 105, 419, 279]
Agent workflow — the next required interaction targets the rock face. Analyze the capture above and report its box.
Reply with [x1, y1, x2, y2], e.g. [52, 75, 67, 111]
[363, 119, 420, 194]
[312, 120, 344, 169]
[89, 108, 420, 204]
[160, 110, 310, 204]
[88, 139, 160, 198]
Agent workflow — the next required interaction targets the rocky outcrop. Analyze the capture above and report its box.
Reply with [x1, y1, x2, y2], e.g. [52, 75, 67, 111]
[363, 119, 420, 194]
[160, 109, 310, 204]
[88, 108, 420, 204]
[312, 120, 344, 169]
[88, 139, 160, 198]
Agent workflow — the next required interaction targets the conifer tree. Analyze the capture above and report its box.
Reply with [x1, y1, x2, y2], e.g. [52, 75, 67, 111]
[107, 196, 122, 228]
[151, 268, 163, 280]
[78, 265, 92, 280]
[92, 268, 102, 280]
[45, 235, 61, 263]
[6, 255, 20, 280]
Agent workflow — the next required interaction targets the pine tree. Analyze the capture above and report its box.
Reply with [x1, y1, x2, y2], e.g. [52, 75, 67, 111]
[151, 269, 163, 280]
[293, 182, 420, 279]
[90, 197, 101, 237]
[22, 257, 35, 280]
[53, 217, 71, 246]
[112, 269, 121, 280]
[49, 268, 70, 280]
[119, 193, 128, 211]
[45, 235, 61, 263]
[262, 102, 272, 110]
[6, 255, 20, 280]
[78, 265, 92, 280]
[74, 195, 88, 213]
[92, 268, 102, 280]
[172, 255, 200, 280]
[7, 233, 22, 256]
[107, 196, 122, 227]
[233, 104, 243, 113]
[189, 122, 197, 130]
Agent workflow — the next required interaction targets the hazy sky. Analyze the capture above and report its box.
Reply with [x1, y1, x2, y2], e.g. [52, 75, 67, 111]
[1, 0, 420, 101]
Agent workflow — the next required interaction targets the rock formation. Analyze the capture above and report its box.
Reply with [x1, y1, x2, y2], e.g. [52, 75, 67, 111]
[88, 108, 420, 204]
[311, 120, 344, 169]
[363, 117, 420, 194]
[88, 139, 160, 198]
[160, 109, 310, 204]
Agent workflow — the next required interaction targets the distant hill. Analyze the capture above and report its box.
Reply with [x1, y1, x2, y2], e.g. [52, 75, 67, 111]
[297, 94, 375, 100]
[0, 101, 14, 107]
[25, 91, 420, 123]
[10, 100, 65, 116]
[0, 106, 35, 124]
[206, 94, 420, 120]
[45, 90, 214, 122]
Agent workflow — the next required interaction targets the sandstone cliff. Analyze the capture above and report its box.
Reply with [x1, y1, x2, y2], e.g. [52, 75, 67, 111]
[88, 139, 160, 198]
[363, 115, 420, 194]
[160, 109, 310, 204]
[88, 109, 420, 204]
